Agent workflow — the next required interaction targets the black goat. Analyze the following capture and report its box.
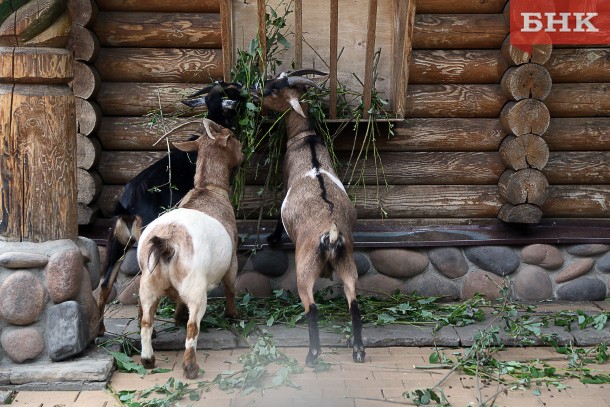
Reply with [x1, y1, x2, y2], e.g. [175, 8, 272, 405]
[96, 81, 243, 336]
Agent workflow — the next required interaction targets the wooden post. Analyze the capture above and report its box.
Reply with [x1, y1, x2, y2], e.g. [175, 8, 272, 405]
[329, 0, 338, 119]
[220, 0, 233, 81]
[0, 0, 77, 242]
[362, 0, 378, 119]
[257, 0, 266, 75]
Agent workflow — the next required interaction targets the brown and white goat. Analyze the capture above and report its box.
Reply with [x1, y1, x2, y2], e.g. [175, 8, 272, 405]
[137, 119, 244, 379]
[259, 72, 366, 366]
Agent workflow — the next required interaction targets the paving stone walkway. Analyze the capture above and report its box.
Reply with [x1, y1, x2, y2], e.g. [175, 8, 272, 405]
[4, 302, 610, 406]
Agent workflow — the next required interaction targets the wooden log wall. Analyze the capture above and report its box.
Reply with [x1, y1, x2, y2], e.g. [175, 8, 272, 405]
[90, 0, 610, 226]
[67, 0, 103, 224]
[0, 0, 78, 242]
[85, 0, 222, 224]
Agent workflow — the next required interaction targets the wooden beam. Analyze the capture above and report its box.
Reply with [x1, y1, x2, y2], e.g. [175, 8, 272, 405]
[294, 0, 302, 69]
[220, 0, 232, 81]
[393, 0, 416, 118]
[362, 0, 378, 119]
[258, 0, 266, 74]
[329, 0, 338, 119]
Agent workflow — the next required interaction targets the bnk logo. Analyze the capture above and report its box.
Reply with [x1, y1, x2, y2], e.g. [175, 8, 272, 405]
[510, 0, 610, 50]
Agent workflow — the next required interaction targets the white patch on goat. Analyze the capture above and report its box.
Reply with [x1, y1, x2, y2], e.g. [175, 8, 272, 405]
[280, 187, 293, 240]
[304, 168, 346, 193]
[140, 325, 154, 360]
[185, 337, 197, 350]
[138, 208, 233, 304]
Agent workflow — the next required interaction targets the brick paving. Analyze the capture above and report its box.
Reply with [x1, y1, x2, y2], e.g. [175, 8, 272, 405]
[6, 303, 610, 406]
[8, 345, 610, 406]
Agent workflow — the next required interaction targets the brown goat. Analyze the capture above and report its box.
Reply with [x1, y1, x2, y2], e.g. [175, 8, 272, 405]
[137, 119, 244, 379]
[259, 72, 365, 366]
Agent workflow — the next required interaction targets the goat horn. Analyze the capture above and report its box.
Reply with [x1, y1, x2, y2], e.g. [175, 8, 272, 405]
[286, 76, 322, 90]
[154, 120, 205, 146]
[289, 97, 307, 118]
[287, 69, 328, 77]
[202, 118, 217, 140]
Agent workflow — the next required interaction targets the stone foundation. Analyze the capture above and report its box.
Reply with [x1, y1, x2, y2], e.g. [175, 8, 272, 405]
[0, 238, 100, 370]
[107, 243, 610, 304]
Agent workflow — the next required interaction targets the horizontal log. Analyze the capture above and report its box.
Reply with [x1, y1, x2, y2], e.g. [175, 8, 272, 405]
[244, 185, 505, 220]
[405, 84, 507, 118]
[409, 48, 610, 84]
[542, 185, 610, 218]
[0, 47, 73, 84]
[409, 50, 508, 85]
[97, 116, 200, 149]
[413, 14, 507, 50]
[95, 0, 219, 13]
[23, 9, 71, 48]
[546, 83, 610, 117]
[94, 48, 223, 83]
[97, 184, 610, 221]
[95, 82, 206, 116]
[544, 118, 610, 151]
[93, 12, 221, 48]
[545, 152, 610, 184]
[415, 0, 507, 14]
[99, 117, 506, 152]
[546, 49, 610, 83]
[97, 150, 506, 185]
[0, 0, 65, 46]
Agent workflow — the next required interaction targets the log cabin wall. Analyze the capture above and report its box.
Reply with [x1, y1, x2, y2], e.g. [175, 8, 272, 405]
[91, 0, 223, 221]
[86, 0, 610, 229]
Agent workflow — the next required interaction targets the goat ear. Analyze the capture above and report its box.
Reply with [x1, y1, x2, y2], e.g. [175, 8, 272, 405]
[217, 130, 233, 146]
[173, 139, 200, 152]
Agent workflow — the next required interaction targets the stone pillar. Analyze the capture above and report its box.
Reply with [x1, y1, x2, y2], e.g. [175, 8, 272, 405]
[0, 0, 102, 386]
[0, 0, 77, 242]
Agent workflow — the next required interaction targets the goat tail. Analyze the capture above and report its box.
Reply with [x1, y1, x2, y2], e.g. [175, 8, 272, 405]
[145, 236, 176, 275]
[100, 214, 143, 288]
[319, 223, 346, 261]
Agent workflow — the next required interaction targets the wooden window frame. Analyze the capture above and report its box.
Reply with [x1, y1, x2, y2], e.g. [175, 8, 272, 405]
[220, 0, 416, 120]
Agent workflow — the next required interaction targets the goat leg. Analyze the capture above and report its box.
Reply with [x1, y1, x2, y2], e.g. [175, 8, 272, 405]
[221, 255, 239, 319]
[182, 296, 207, 379]
[96, 261, 121, 336]
[173, 299, 189, 326]
[266, 218, 285, 246]
[139, 295, 159, 369]
[305, 304, 321, 367]
[349, 299, 366, 363]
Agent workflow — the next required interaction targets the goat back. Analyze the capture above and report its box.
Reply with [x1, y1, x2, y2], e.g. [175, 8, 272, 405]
[137, 208, 233, 292]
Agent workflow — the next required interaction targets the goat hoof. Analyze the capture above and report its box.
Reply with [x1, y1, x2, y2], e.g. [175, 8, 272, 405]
[183, 363, 200, 379]
[141, 356, 156, 369]
[224, 310, 239, 320]
[353, 347, 366, 363]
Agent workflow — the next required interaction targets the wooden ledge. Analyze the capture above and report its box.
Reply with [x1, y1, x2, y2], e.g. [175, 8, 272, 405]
[80, 218, 610, 249]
